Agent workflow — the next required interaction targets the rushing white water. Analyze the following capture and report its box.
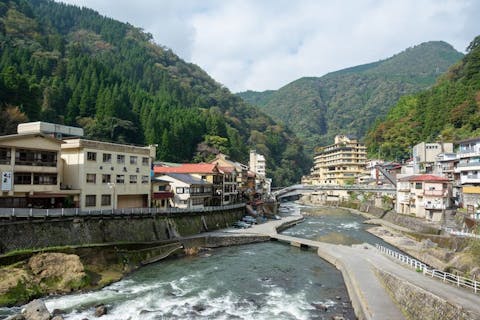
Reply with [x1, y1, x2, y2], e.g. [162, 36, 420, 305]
[2, 203, 374, 320]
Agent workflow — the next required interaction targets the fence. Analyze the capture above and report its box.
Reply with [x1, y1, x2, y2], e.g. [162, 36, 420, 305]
[375, 244, 478, 294]
[0, 203, 246, 219]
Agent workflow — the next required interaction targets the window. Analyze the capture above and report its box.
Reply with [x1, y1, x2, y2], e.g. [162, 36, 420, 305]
[142, 157, 149, 166]
[415, 182, 422, 189]
[176, 187, 189, 194]
[101, 194, 111, 206]
[85, 195, 96, 207]
[130, 156, 137, 165]
[0, 148, 11, 164]
[103, 153, 112, 163]
[117, 154, 125, 164]
[86, 174, 96, 183]
[129, 175, 137, 184]
[191, 198, 204, 206]
[141, 175, 149, 184]
[116, 174, 125, 184]
[15, 149, 56, 167]
[33, 173, 57, 185]
[102, 174, 111, 183]
[14, 172, 31, 185]
[87, 152, 97, 161]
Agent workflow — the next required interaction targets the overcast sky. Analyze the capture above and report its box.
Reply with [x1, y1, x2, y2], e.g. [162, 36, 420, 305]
[57, 0, 479, 92]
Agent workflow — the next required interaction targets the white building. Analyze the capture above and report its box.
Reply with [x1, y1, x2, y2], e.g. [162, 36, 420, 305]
[61, 139, 155, 210]
[155, 173, 212, 208]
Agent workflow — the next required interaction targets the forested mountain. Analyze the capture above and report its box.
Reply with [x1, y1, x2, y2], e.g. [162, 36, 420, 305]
[238, 42, 463, 154]
[0, 0, 310, 186]
[366, 35, 480, 160]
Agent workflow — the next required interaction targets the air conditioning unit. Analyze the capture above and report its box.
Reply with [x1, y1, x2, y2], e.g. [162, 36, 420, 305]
[136, 168, 140, 173]
[111, 167, 114, 171]
[123, 167, 127, 172]
[99, 166, 103, 170]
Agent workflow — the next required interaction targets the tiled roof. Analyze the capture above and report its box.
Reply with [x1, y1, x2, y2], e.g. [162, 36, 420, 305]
[154, 163, 218, 174]
[402, 174, 449, 182]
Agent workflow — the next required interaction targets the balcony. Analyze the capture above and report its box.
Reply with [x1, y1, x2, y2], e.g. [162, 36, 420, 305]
[424, 202, 446, 210]
[423, 189, 447, 196]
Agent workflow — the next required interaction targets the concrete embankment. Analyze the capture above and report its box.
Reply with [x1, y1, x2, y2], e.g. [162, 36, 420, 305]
[236, 206, 480, 320]
[0, 205, 245, 254]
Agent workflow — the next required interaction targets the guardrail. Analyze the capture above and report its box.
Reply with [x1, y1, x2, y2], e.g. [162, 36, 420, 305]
[375, 244, 478, 294]
[448, 230, 480, 239]
[0, 203, 246, 219]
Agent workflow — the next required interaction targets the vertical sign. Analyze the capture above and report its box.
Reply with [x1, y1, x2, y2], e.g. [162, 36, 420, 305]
[1, 172, 12, 191]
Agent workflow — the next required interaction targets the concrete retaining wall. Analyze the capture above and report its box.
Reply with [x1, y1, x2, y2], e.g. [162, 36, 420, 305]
[377, 269, 480, 320]
[0, 207, 245, 254]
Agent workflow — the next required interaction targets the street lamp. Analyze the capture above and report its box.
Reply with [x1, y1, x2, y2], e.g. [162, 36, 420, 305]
[108, 182, 116, 210]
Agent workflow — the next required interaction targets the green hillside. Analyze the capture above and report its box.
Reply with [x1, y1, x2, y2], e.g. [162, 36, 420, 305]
[237, 41, 463, 154]
[366, 35, 480, 160]
[0, 0, 310, 186]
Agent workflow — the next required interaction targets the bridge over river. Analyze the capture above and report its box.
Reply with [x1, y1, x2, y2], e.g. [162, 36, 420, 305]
[230, 212, 480, 320]
[273, 184, 396, 202]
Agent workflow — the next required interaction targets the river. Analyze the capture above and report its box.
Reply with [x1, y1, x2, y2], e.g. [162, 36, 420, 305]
[1, 203, 396, 320]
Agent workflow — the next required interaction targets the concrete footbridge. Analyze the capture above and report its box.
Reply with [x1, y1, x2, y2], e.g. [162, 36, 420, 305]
[273, 184, 396, 202]
[230, 214, 480, 320]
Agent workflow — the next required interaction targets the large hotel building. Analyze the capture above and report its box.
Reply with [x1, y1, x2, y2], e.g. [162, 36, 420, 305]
[311, 135, 367, 185]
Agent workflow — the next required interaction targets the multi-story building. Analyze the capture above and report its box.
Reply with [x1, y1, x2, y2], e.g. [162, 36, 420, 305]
[153, 163, 222, 205]
[455, 137, 480, 207]
[249, 150, 271, 194]
[396, 174, 451, 222]
[61, 139, 155, 210]
[0, 133, 79, 208]
[311, 135, 367, 185]
[155, 173, 213, 208]
[412, 142, 453, 174]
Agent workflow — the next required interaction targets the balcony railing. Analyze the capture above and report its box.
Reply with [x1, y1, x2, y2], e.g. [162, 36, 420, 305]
[424, 202, 446, 210]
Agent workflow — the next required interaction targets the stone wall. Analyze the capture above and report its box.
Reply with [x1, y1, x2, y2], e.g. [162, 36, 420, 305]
[358, 203, 441, 234]
[0, 207, 245, 254]
[377, 269, 480, 320]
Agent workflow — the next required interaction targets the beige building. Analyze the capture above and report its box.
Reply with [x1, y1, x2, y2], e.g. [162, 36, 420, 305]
[396, 174, 451, 222]
[311, 135, 367, 185]
[0, 133, 79, 208]
[61, 139, 155, 210]
[413, 142, 453, 174]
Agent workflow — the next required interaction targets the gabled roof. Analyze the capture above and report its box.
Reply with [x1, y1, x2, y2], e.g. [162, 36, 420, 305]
[219, 166, 235, 174]
[399, 174, 449, 182]
[154, 163, 219, 174]
[158, 173, 211, 185]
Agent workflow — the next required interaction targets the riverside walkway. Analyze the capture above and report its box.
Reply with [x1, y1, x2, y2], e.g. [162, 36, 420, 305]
[230, 213, 480, 320]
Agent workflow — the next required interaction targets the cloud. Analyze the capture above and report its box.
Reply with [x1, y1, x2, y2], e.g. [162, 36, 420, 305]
[57, 0, 477, 92]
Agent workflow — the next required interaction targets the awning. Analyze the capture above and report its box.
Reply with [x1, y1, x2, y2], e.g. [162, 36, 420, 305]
[28, 193, 70, 198]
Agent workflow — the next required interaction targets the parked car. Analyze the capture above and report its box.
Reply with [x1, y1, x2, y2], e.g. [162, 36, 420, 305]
[232, 221, 251, 229]
[242, 216, 257, 224]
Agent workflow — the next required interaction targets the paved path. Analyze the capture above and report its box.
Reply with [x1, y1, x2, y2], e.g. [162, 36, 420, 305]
[228, 212, 480, 320]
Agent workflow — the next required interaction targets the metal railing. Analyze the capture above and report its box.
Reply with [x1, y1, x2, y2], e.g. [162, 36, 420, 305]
[375, 244, 478, 294]
[0, 203, 246, 219]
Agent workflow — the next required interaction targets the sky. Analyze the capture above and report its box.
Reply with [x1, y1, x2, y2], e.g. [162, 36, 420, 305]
[57, 0, 479, 92]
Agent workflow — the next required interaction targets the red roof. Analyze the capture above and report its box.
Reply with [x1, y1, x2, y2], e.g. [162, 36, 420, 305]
[405, 174, 449, 182]
[154, 163, 219, 174]
[219, 166, 234, 174]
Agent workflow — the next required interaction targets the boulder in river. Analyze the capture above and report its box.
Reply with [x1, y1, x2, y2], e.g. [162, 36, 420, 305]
[94, 304, 107, 317]
[21, 299, 51, 320]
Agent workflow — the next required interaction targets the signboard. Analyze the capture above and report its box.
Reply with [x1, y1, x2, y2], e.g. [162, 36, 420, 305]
[1, 171, 12, 191]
